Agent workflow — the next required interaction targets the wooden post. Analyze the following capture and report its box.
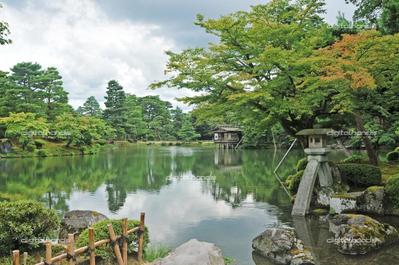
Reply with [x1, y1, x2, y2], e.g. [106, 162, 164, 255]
[89, 227, 96, 265]
[67, 234, 76, 265]
[107, 224, 124, 265]
[12, 250, 20, 265]
[45, 242, 52, 265]
[122, 219, 128, 265]
[137, 212, 145, 262]
[22, 252, 27, 265]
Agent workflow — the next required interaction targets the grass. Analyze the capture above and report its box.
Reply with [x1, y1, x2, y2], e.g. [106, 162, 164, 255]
[224, 256, 237, 265]
[380, 162, 399, 183]
[143, 245, 171, 262]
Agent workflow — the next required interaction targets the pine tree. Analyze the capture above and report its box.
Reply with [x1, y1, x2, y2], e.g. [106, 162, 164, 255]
[80, 96, 102, 117]
[103, 80, 127, 138]
[38, 67, 70, 121]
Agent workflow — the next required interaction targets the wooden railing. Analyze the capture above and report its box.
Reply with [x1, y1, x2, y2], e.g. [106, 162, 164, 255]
[11, 213, 145, 265]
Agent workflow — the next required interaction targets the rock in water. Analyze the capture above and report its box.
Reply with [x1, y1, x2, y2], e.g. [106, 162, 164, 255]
[152, 239, 225, 265]
[329, 214, 399, 255]
[59, 210, 108, 239]
[252, 227, 315, 265]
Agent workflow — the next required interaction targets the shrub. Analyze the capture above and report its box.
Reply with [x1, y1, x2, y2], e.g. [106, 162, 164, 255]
[34, 139, 46, 149]
[337, 163, 381, 187]
[0, 200, 60, 255]
[97, 139, 107, 145]
[387, 151, 399, 161]
[76, 219, 149, 263]
[285, 170, 304, 194]
[341, 154, 369, 164]
[26, 142, 36, 152]
[296, 158, 308, 172]
[386, 175, 399, 208]
[35, 149, 48, 157]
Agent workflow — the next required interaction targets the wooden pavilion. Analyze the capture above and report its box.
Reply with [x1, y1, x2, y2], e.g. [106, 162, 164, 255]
[213, 125, 243, 149]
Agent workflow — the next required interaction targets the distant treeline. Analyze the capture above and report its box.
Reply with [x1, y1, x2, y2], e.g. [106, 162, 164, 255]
[0, 62, 212, 150]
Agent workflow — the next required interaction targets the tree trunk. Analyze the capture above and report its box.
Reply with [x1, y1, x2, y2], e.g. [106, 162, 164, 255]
[354, 113, 378, 166]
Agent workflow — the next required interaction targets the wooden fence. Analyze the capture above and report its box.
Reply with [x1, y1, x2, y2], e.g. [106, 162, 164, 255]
[11, 212, 145, 265]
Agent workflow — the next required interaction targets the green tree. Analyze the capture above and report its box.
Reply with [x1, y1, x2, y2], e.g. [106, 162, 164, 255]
[103, 80, 127, 138]
[152, 0, 335, 141]
[38, 67, 71, 121]
[139, 96, 173, 140]
[79, 96, 102, 117]
[54, 113, 114, 147]
[9, 62, 45, 115]
[0, 71, 12, 117]
[177, 114, 200, 141]
[346, 0, 399, 34]
[124, 94, 147, 140]
[0, 112, 48, 149]
[0, 4, 11, 45]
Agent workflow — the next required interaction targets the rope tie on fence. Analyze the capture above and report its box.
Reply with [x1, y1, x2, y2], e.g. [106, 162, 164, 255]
[119, 235, 128, 245]
[66, 253, 76, 262]
[136, 229, 144, 236]
[85, 246, 95, 256]
[110, 238, 117, 248]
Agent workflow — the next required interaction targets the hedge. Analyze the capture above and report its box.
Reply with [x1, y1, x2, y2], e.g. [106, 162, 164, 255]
[0, 200, 60, 255]
[386, 175, 399, 208]
[341, 154, 369, 164]
[337, 163, 381, 187]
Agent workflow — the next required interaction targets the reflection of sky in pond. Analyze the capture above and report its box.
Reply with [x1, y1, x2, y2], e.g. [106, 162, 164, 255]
[68, 174, 288, 265]
[0, 146, 298, 265]
[2, 146, 398, 264]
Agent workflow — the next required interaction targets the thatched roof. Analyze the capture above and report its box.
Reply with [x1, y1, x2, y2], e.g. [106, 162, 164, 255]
[296, 128, 333, 136]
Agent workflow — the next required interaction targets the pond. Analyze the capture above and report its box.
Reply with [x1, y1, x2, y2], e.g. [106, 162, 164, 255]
[0, 145, 398, 265]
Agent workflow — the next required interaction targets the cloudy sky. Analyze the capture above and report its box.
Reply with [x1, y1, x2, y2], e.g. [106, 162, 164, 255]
[0, 0, 355, 109]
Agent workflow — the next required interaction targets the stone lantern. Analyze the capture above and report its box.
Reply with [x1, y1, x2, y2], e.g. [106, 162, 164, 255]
[292, 128, 334, 216]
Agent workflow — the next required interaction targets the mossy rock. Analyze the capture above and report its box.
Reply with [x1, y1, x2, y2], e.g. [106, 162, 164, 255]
[296, 158, 308, 172]
[285, 170, 304, 194]
[311, 208, 329, 216]
[329, 214, 399, 255]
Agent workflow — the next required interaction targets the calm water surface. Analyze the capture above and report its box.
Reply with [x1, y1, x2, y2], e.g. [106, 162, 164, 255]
[0, 145, 398, 265]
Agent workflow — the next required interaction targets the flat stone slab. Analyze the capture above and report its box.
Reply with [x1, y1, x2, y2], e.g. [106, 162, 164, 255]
[330, 192, 363, 214]
[152, 239, 225, 265]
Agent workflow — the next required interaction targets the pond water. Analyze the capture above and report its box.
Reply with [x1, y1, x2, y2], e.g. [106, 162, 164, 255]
[0, 145, 398, 265]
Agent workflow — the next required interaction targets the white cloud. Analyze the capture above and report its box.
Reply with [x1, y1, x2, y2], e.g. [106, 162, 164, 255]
[0, 0, 194, 109]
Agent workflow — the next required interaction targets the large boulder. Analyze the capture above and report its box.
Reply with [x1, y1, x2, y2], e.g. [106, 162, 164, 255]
[59, 210, 108, 239]
[357, 186, 385, 214]
[252, 227, 314, 265]
[329, 214, 399, 255]
[329, 187, 388, 215]
[152, 239, 225, 265]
